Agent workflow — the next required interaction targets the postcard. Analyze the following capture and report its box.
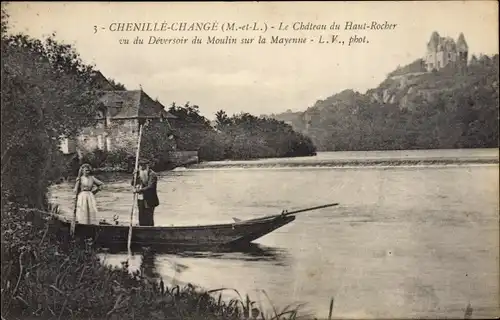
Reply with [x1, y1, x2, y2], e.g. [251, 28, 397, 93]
[1, 1, 498, 319]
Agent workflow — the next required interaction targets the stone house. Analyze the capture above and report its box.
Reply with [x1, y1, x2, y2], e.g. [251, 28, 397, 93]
[60, 72, 177, 156]
[425, 32, 468, 72]
[75, 90, 177, 154]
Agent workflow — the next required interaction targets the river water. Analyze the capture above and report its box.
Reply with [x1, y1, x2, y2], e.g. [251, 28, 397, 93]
[48, 149, 499, 319]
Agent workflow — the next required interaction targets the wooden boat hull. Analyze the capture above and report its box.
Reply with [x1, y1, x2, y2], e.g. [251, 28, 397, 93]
[52, 214, 295, 249]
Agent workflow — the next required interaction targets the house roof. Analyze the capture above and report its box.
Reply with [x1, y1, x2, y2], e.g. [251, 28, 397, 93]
[154, 99, 177, 119]
[440, 37, 456, 51]
[161, 109, 177, 119]
[91, 71, 116, 90]
[97, 90, 177, 119]
[427, 31, 441, 50]
[428, 31, 468, 53]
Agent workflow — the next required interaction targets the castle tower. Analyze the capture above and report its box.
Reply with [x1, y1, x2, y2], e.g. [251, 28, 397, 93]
[428, 31, 440, 50]
[425, 31, 441, 71]
[425, 31, 468, 72]
[456, 32, 468, 65]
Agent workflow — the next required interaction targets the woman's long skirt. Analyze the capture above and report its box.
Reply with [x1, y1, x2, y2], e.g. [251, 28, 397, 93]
[76, 191, 99, 224]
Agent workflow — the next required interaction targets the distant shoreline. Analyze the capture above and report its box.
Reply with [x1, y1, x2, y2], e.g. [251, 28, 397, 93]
[83, 148, 498, 173]
[192, 158, 499, 169]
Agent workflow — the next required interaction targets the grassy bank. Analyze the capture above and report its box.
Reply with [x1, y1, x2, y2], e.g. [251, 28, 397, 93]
[1, 202, 310, 320]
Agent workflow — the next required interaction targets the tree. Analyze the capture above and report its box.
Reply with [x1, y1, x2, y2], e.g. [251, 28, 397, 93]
[1, 2, 8, 36]
[107, 78, 126, 90]
[166, 102, 213, 151]
[1, 7, 102, 207]
[214, 109, 232, 130]
[199, 112, 317, 161]
[139, 120, 176, 167]
[168, 102, 211, 126]
[298, 55, 499, 151]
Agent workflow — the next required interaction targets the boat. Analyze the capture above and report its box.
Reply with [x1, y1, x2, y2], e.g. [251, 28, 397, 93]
[49, 122, 339, 251]
[47, 203, 338, 250]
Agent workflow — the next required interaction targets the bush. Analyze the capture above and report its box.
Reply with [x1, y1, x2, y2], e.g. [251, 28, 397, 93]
[80, 149, 107, 169]
[103, 149, 132, 169]
[198, 131, 231, 161]
[139, 120, 176, 167]
[169, 104, 317, 161]
[1, 7, 101, 208]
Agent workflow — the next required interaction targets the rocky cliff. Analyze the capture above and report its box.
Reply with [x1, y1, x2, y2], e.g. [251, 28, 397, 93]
[271, 54, 499, 151]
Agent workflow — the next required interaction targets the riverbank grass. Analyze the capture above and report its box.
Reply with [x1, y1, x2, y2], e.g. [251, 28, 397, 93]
[1, 202, 310, 320]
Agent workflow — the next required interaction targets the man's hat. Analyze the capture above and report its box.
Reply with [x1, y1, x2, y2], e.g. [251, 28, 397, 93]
[138, 159, 150, 166]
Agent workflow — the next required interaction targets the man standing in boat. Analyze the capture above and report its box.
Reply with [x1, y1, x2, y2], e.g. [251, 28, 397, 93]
[132, 159, 159, 226]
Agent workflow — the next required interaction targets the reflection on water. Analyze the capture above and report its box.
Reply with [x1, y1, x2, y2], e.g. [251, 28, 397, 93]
[163, 244, 290, 266]
[50, 150, 499, 319]
[98, 243, 290, 287]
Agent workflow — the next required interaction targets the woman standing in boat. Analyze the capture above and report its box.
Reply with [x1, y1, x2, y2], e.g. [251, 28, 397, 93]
[74, 163, 104, 224]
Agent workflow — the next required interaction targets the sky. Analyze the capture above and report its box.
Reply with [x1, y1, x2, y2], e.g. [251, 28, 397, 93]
[5, 1, 499, 119]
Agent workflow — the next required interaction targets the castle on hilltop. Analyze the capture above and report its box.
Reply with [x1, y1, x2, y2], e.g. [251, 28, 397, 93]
[424, 31, 468, 72]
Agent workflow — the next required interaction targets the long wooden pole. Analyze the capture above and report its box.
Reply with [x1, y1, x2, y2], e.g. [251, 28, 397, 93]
[127, 123, 145, 253]
[233, 203, 340, 223]
[70, 163, 83, 237]
[281, 203, 339, 216]
[70, 187, 80, 237]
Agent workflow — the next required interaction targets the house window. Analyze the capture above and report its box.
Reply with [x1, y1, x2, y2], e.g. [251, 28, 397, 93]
[97, 135, 104, 150]
[59, 138, 76, 154]
[106, 137, 112, 151]
[126, 120, 136, 133]
[116, 101, 124, 108]
[96, 110, 105, 119]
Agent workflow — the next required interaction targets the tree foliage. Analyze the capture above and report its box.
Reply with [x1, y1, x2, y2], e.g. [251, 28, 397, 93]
[296, 56, 499, 151]
[139, 119, 176, 167]
[167, 102, 212, 151]
[1, 7, 101, 208]
[108, 78, 127, 90]
[167, 103, 317, 161]
[387, 58, 426, 77]
[168, 102, 211, 127]
[214, 110, 231, 130]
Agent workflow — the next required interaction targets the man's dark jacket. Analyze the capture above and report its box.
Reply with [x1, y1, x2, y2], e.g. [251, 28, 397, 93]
[131, 169, 159, 208]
